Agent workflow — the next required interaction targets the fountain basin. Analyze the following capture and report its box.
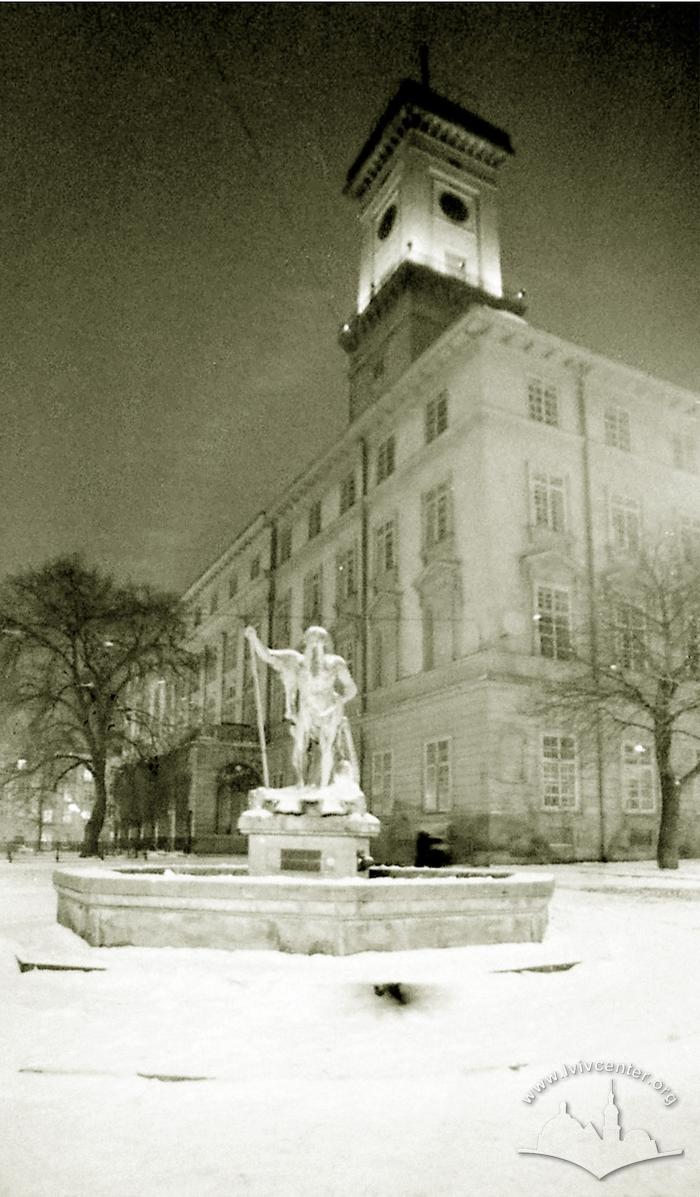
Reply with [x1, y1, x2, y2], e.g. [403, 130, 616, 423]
[54, 865, 554, 955]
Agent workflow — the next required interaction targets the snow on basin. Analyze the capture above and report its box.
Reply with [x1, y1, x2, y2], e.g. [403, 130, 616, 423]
[53, 865, 555, 955]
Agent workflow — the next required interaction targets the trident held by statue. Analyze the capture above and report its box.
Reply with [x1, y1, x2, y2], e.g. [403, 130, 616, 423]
[246, 626, 270, 788]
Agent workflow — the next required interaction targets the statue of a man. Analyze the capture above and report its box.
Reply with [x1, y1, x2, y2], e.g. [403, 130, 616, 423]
[244, 625, 357, 789]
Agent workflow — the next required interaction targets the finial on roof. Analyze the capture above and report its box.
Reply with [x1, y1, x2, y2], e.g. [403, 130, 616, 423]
[419, 43, 430, 88]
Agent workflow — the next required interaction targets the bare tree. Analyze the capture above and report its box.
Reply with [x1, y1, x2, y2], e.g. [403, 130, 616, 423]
[537, 534, 700, 869]
[0, 556, 195, 856]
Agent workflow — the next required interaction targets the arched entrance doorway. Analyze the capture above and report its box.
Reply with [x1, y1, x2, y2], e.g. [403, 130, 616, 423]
[215, 761, 261, 849]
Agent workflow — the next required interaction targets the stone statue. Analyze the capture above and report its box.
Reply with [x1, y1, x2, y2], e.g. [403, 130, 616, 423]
[244, 625, 364, 816]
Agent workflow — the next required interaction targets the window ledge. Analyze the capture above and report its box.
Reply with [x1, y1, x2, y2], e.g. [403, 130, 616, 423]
[524, 525, 575, 554]
[421, 535, 457, 566]
[605, 542, 642, 563]
[371, 568, 400, 596]
[335, 593, 361, 619]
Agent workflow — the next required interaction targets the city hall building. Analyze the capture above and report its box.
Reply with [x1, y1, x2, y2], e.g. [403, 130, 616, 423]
[150, 78, 700, 864]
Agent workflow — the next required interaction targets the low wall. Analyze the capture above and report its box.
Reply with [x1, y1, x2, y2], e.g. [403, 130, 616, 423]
[54, 865, 554, 956]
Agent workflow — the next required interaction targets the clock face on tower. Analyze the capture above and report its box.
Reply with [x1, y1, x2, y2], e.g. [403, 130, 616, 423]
[438, 191, 469, 223]
[377, 203, 397, 241]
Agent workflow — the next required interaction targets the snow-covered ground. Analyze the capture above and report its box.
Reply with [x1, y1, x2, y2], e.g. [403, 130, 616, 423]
[0, 857, 698, 1196]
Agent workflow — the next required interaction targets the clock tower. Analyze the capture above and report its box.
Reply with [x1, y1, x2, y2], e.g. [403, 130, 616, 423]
[340, 77, 525, 422]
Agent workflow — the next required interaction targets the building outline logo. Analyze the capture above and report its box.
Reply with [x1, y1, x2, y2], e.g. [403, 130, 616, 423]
[520, 1081, 684, 1180]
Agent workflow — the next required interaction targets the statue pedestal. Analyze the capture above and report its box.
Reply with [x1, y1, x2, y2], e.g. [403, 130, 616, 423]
[238, 809, 380, 878]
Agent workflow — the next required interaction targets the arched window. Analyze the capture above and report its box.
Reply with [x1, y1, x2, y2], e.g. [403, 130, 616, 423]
[215, 762, 261, 834]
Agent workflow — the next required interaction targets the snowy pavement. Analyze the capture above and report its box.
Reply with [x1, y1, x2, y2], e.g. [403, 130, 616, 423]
[0, 858, 698, 1196]
[521, 857, 700, 898]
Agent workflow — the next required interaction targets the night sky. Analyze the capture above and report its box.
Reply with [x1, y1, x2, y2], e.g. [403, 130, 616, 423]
[1, 4, 698, 593]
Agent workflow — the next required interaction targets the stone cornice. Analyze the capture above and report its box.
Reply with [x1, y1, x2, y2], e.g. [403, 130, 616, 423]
[344, 79, 513, 202]
[482, 311, 700, 410]
[338, 261, 526, 354]
[183, 515, 269, 603]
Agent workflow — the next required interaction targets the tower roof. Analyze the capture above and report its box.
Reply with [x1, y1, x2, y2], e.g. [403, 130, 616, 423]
[345, 78, 513, 200]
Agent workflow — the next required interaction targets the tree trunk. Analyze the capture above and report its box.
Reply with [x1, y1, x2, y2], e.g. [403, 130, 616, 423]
[35, 792, 45, 854]
[656, 732, 680, 869]
[81, 765, 107, 857]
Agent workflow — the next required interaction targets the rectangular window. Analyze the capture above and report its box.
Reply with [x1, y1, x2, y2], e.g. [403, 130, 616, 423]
[423, 483, 452, 549]
[614, 602, 646, 671]
[203, 645, 217, 689]
[240, 619, 262, 725]
[250, 556, 261, 580]
[622, 742, 655, 812]
[532, 473, 566, 532]
[376, 435, 396, 484]
[605, 406, 631, 451]
[222, 629, 238, 673]
[673, 434, 697, 473]
[542, 734, 577, 808]
[336, 635, 357, 682]
[422, 606, 435, 672]
[193, 607, 202, 629]
[278, 526, 292, 565]
[308, 499, 322, 540]
[340, 472, 356, 515]
[536, 586, 572, 660]
[228, 574, 238, 600]
[424, 738, 451, 812]
[610, 496, 641, 553]
[374, 519, 397, 575]
[336, 545, 358, 604]
[371, 629, 383, 690]
[528, 379, 559, 427]
[209, 590, 219, 616]
[302, 568, 323, 627]
[274, 591, 292, 648]
[425, 393, 449, 444]
[371, 750, 393, 815]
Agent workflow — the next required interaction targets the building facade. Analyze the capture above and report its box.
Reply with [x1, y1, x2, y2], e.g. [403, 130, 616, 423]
[170, 78, 700, 863]
[0, 757, 94, 853]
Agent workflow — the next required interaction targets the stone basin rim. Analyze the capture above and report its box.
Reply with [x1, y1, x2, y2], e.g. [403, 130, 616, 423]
[53, 867, 556, 954]
[53, 866, 555, 892]
[110, 864, 518, 880]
